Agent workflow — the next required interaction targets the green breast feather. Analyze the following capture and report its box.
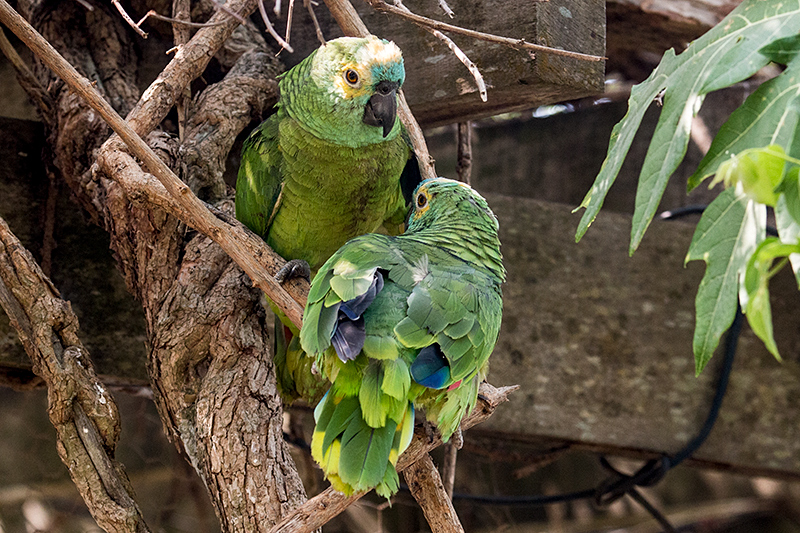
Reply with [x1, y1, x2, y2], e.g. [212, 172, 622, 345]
[300, 177, 505, 498]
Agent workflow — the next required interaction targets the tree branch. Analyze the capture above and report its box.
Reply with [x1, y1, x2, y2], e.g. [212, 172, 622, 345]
[269, 383, 518, 533]
[0, 215, 151, 533]
[0, 0, 307, 329]
[365, 0, 605, 62]
[405, 453, 464, 533]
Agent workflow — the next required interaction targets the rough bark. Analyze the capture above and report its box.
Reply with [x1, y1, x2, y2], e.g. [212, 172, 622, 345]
[11, 0, 308, 529]
[0, 215, 150, 533]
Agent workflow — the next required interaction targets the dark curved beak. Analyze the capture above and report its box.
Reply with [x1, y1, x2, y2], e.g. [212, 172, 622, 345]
[362, 80, 399, 138]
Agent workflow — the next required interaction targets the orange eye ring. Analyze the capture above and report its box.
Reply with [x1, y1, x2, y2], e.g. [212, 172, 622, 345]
[344, 69, 359, 86]
[416, 193, 427, 209]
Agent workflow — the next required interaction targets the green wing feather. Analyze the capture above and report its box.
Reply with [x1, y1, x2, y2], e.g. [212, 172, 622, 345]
[235, 117, 284, 239]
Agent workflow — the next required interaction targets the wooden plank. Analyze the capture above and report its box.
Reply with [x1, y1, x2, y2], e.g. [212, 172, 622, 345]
[274, 0, 605, 127]
[482, 193, 800, 480]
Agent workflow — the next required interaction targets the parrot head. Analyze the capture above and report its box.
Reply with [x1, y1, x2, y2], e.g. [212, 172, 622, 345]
[407, 178, 499, 232]
[281, 36, 406, 147]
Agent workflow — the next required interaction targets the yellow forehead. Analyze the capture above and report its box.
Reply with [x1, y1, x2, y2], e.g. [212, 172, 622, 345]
[359, 37, 402, 65]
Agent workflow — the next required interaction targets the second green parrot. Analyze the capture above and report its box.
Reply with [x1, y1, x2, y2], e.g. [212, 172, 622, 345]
[299, 177, 505, 497]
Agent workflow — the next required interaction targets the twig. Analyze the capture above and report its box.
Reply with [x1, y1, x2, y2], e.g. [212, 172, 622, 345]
[437, 0, 453, 18]
[111, 0, 148, 38]
[0, 215, 151, 533]
[305, 0, 325, 45]
[172, 0, 192, 141]
[391, 0, 486, 102]
[269, 382, 518, 533]
[0, 0, 307, 329]
[322, 0, 436, 181]
[456, 121, 472, 184]
[365, 0, 605, 62]
[274, 0, 282, 16]
[441, 442, 457, 498]
[136, 10, 227, 28]
[284, 0, 295, 47]
[71, 0, 94, 11]
[209, 0, 250, 26]
[258, 0, 294, 51]
[405, 453, 464, 532]
[0, 26, 53, 121]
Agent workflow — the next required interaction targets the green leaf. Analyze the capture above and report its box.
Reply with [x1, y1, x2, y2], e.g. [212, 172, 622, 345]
[574, 0, 800, 252]
[759, 33, 800, 65]
[685, 189, 766, 374]
[743, 238, 800, 360]
[775, 169, 800, 287]
[708, 145, 788, 206]
[688, 59, 800, 190]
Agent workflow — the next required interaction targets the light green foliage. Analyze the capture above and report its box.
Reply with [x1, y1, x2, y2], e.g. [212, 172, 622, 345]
[576, 2, 800, 251]
[574, 0, 800, 373]
[300, 178, 505, 497]
[685, 189, 765, 373]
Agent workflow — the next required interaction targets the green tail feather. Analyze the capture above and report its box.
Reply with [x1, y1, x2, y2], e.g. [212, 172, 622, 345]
[312, 391, 414, 498]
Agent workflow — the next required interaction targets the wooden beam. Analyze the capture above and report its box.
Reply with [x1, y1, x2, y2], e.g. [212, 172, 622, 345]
[273, 0, 605, 127]
[481, 193, 800, 480]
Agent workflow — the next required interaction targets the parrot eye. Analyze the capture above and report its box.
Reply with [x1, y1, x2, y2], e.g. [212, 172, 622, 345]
[416, 193, 428, 209]
[344, 69, 360, 86]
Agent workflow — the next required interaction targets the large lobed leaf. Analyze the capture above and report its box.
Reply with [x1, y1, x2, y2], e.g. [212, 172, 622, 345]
[685, 189, 765, 374]
[575, 0, 800, 254]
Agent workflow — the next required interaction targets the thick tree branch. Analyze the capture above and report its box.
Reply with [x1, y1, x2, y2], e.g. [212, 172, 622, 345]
[269, 383, 517, 533]
[0, 215, 150, 533]
[0, 0, 307, 329]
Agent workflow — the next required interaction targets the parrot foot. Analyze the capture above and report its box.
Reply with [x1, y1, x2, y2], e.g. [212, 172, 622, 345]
[275, 259, 311, 284]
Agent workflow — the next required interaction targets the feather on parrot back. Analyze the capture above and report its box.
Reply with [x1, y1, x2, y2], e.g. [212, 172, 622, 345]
[300, 177, 505, 497]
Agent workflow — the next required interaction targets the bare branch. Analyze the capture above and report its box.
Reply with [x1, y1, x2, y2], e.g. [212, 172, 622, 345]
[456, 121, 472, 184]
[437, 0, 453, 18]
[0, 0, 308, 329]
[111, 0, 148, 38]
[269, 382, 518, 533]
[0, 215, 151, 533]
[366, 0, 605, 62]
[172, 0, 192, 141]
[258, 0, 294, 51]
[0, 26, 52, 120]
[71, 0, 94, 11]
[305, 0, 326, 45]
[284, 0, 295, 45]
[392, 0, 486, 102]
[136, 10, 227, 28]
[441, 442, 457, 498]
[321, 0, 436, 181]
[405, 453, 464, 533]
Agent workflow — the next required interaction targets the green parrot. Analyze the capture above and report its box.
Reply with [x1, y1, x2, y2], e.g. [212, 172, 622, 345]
[235, 36, 420, 401]
[299, 177, 505, 498]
